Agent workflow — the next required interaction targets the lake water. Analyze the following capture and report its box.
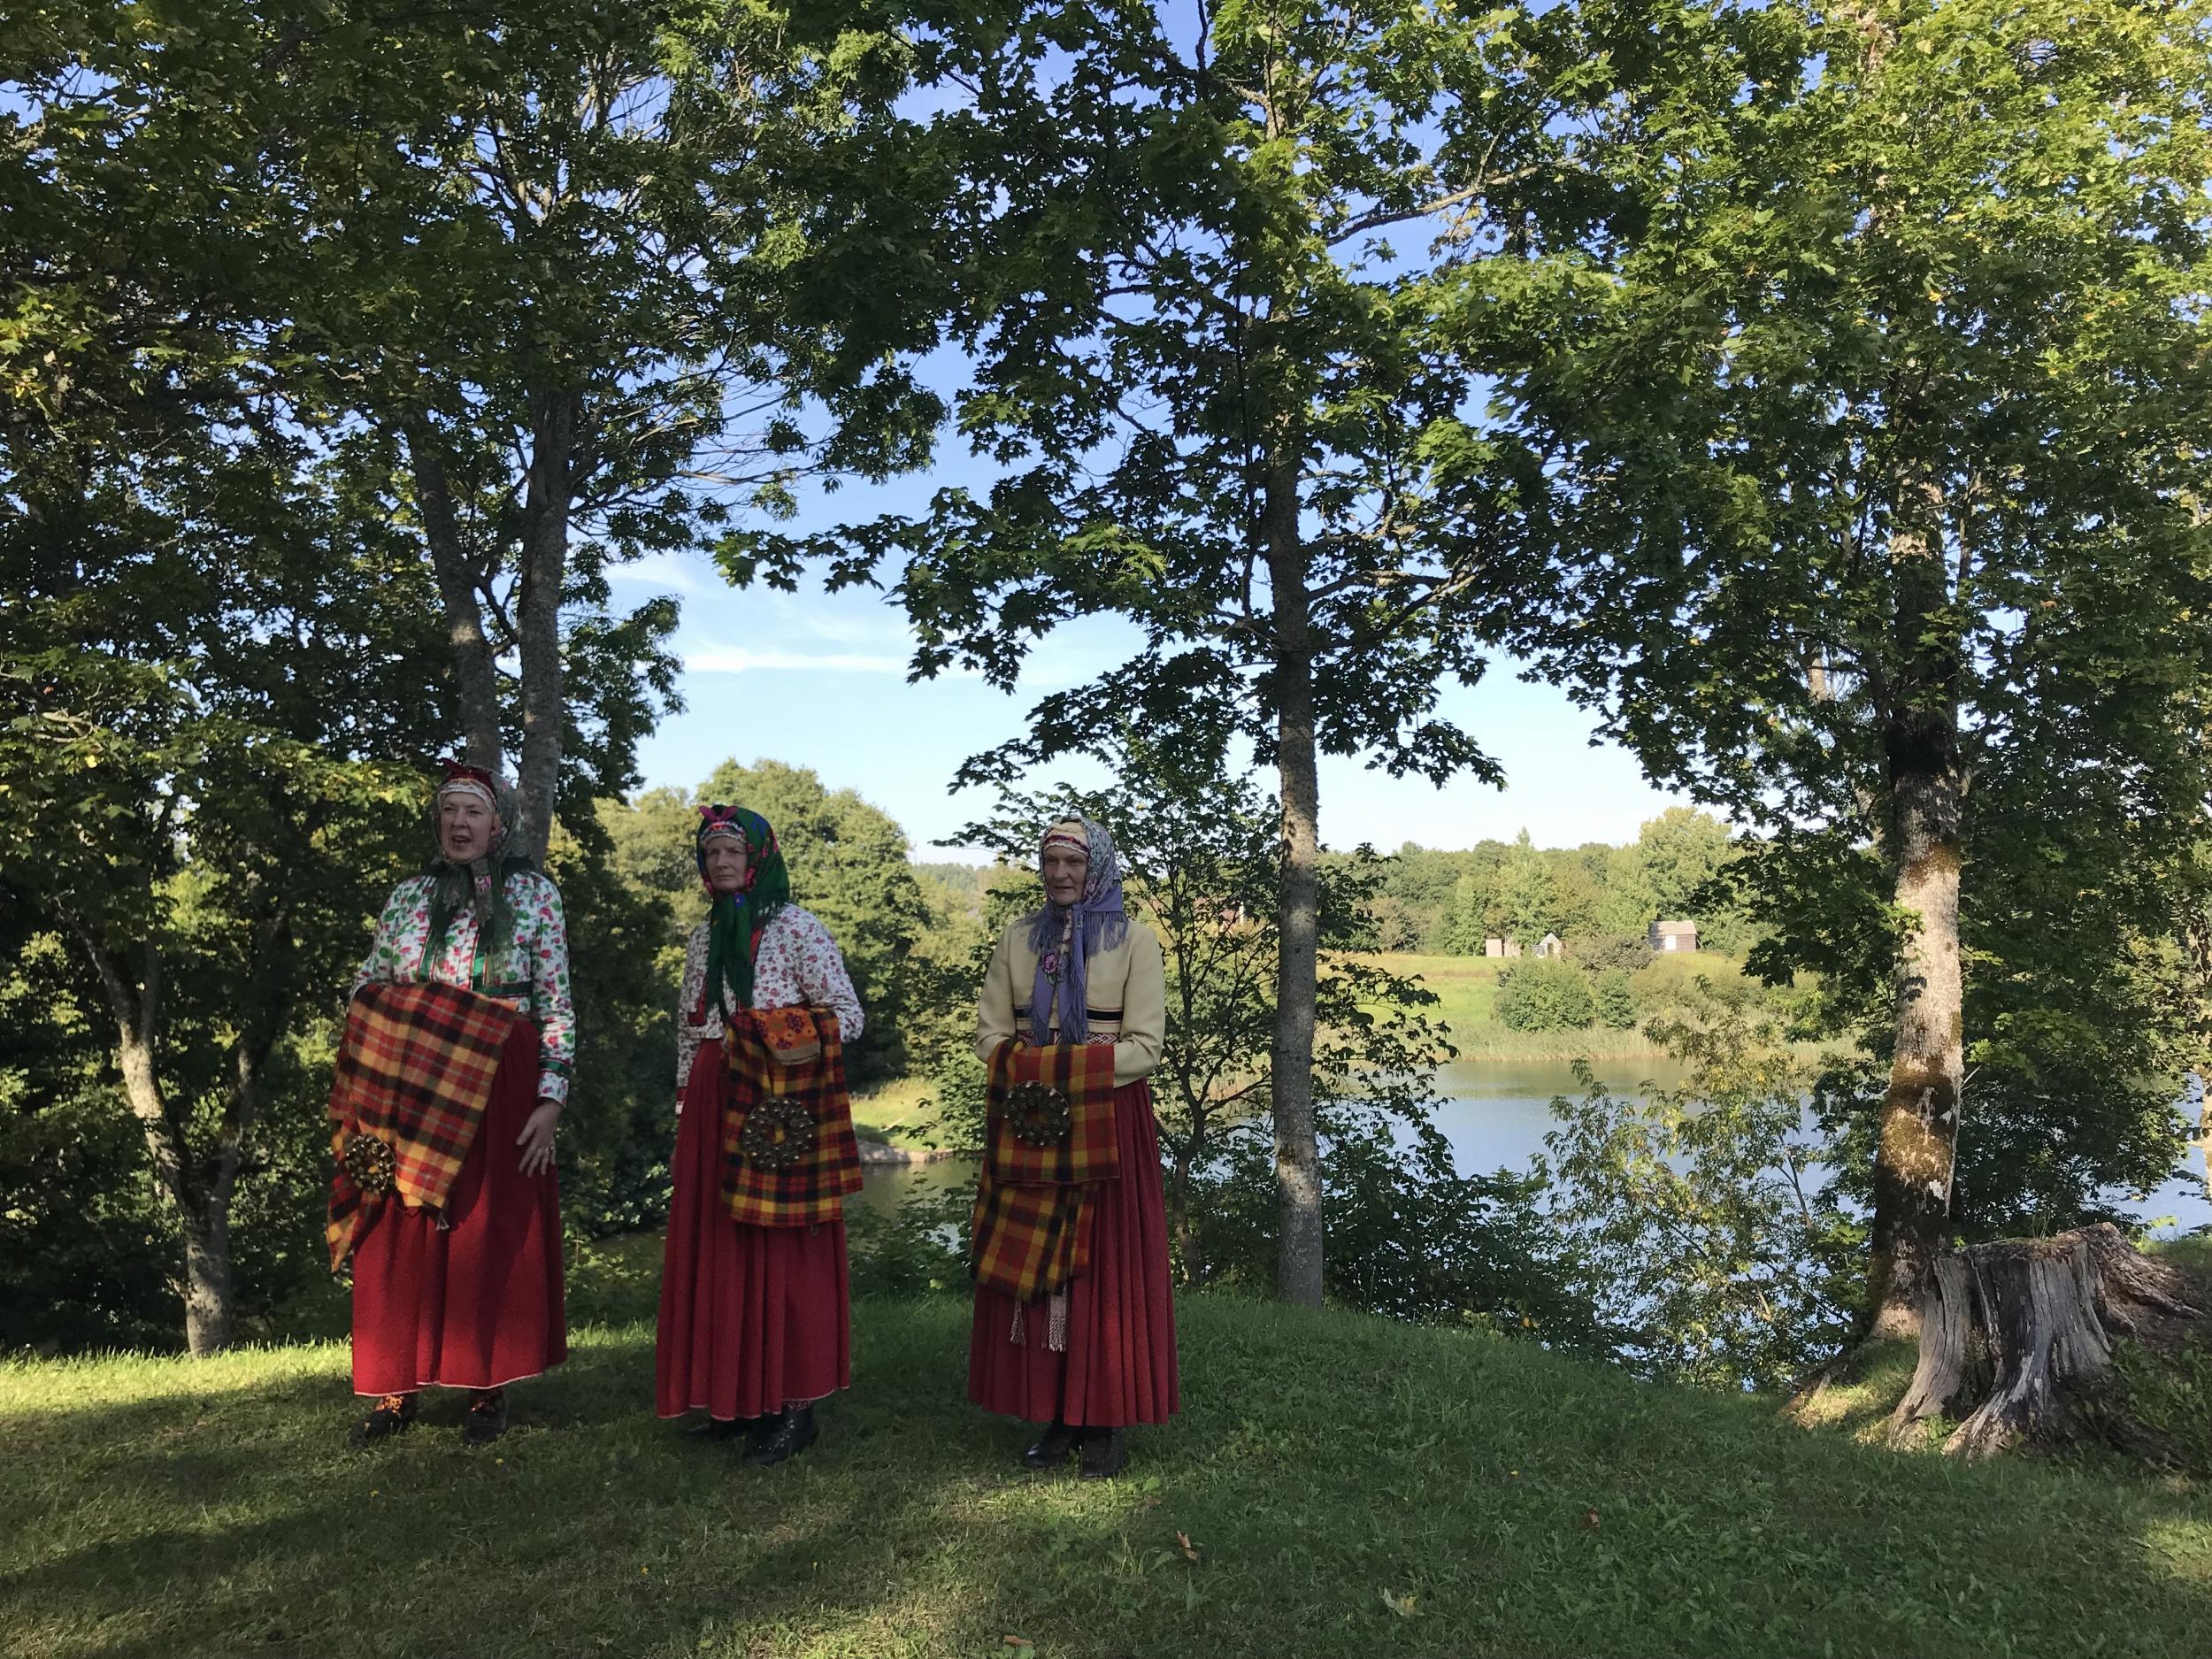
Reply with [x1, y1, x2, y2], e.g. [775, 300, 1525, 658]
[861, 1054, 2212, 1236]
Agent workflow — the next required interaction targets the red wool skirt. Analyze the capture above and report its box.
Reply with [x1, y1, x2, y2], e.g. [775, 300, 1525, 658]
[968, 1078, 1180, 1427]
[656, 1036, 851, 1421]
[349, 1019, 567, 1396]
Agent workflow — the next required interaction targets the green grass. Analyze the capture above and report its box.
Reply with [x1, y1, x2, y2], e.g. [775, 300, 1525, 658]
[5, 1242, 2210, 1658]
[2151, 1233, 2212, 1280]
[849, 1076, 937, 1142]
[1359, 952, 1673, 1061]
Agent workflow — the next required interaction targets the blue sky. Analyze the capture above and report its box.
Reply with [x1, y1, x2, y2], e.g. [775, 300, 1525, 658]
[612, 527, 1693, 860]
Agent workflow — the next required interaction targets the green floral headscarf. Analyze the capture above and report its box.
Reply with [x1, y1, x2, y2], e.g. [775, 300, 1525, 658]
[696, 804, 789, 1015]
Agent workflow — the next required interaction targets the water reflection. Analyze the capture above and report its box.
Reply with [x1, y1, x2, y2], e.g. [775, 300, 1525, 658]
[1426, 1056, 2212, 1237]
[856, 1056, 2212, 1238]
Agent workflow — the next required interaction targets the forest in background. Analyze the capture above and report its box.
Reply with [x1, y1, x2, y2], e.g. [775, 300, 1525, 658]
[7, 0, 2212, 1419]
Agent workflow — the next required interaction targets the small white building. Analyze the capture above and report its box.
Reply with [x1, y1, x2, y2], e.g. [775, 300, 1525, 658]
[1484, 936, 1505, 958]
[1649, 918, 1699, 954]
[1535, 933, 1565, 959]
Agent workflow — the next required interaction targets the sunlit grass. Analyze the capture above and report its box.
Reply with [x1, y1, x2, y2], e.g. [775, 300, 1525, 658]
[1353, 952, 1674, 1060]
[4, 1248, 2209, 1658]
[850, 1074, 938, 1141]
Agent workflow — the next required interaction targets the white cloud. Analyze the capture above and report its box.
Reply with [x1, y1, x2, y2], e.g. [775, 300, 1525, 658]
[604, 552, 710, 595]
[685, 645, 908, 675]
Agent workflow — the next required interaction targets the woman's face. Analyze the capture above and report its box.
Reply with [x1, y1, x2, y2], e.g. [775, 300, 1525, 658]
[438, 792, 499, 864]
[703, 837, 751, 895]
[1041, 841, 1089, 907]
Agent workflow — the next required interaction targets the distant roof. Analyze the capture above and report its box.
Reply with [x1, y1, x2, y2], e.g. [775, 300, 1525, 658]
[1652, 919, 1698, 935]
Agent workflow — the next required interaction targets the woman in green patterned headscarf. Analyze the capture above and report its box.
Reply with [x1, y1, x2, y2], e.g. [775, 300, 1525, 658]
[658, 803, 866, 1469]
[694, 806, 789, 1017]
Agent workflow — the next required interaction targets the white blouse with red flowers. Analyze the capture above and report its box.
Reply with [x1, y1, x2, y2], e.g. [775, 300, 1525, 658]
[675, 905, 864, 1102]
[350, 871, 576, 1105]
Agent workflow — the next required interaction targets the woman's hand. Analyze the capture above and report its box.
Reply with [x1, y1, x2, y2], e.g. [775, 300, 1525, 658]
[517, 1099, 563, 1176]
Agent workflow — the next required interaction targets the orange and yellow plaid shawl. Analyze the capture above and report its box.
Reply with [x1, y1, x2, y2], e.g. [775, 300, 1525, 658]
[720, 1007, 862, 1227]
[325, 980, 524, 1272]
[969, 1040, 1120, 1306]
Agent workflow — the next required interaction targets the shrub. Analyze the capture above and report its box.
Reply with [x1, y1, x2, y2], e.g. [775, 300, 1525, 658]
[1495, 958, 1596, 1032]
[1578, 932, 1654, 974]
[1630, 952, 1755, 1019]
[1594, 968, 1638, 1029]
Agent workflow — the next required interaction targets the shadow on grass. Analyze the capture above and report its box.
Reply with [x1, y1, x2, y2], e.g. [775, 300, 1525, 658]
[0, 1309, 1118, 1659]
[4, 1297, 2212, 1658]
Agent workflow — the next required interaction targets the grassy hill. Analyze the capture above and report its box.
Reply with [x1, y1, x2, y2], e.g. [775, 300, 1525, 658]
[5, 1242, 2209, 1659]
[1362, 951, 1755, 1061]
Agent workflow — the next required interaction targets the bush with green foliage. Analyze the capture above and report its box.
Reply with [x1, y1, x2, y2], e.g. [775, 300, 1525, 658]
[844, 1194, 970, 1301]
[1578, 933, 1654, 975]
[1593, 968, 1638, 1030]
[1494, 959, 1596, 1032]
[1539, 1013, 1856, 1388]
[1197, 1110, 1609, 1350]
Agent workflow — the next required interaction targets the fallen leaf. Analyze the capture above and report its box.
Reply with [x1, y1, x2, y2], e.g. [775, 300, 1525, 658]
[1176, 1530, 1201, 1562]
[1002, 1639, 1033, 1649]
[1139, 1494, 1163, 1510]
[1381, 1588, 1419, 1617]
[1582, 1509, 1601, 1531]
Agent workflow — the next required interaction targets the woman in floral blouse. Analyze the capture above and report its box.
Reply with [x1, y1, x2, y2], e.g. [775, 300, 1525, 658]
[656, 805, 864, 1466]
[342, 762, 572, 1448]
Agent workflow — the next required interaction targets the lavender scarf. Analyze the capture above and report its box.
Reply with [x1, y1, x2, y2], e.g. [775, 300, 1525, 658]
[1026, 816, 1129, 1045]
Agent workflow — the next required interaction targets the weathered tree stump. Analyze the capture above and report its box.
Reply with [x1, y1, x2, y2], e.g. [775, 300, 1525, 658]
[1887, 1223, 2207, 1456]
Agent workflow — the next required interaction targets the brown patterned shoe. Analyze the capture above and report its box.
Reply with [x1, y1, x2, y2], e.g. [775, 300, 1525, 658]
[461, 1387, 509, 1447]
[349, 1393, 418, 1447]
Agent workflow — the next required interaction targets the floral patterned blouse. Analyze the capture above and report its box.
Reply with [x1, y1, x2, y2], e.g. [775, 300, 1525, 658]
[351, 872, 576, 1106]
[675, 905, 864, 1103]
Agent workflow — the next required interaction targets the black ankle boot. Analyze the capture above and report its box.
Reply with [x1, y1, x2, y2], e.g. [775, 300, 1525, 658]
[1022, 1419, 1083, 1470]
[683, 1416, 755, 1441]
[349, 1392, 418, 1447]
[461, 1387, 509, 1447]
[1079, 1426, 1129, 1480]
[743, 1404, 818, 1467]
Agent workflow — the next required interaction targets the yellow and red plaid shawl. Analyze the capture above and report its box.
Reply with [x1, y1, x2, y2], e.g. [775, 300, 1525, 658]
[969, 1040, 1120, 1305]
[720, 1007, 862, 1227]
[325, 980, 524, 1272]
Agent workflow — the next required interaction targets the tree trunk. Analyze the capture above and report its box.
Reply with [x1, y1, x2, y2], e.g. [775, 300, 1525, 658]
[1888, 1223, 2207, 1457]
[2200, 1073, 2212, 1205]
[1866, 482, 1965, 1340]
[1170, 1143, 1199, 1286]
[405, 422, 505, 772]
[2183, 897, 2212, 1201]
[1263, 454, 1325, 1307]
[180, 1207, 236, 1356]
[514, 389, 579, 865]
[75, 930, 240, 1355]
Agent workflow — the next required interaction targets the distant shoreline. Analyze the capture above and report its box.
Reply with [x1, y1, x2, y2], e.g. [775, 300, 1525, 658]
[855, 1139, 972, 1167]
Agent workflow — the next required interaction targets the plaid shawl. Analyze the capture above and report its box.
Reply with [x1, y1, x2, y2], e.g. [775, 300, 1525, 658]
[720, 1007, 862, 1227]
[970, 1040, 1121, 1305]
[326, 980, 524, 1272]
